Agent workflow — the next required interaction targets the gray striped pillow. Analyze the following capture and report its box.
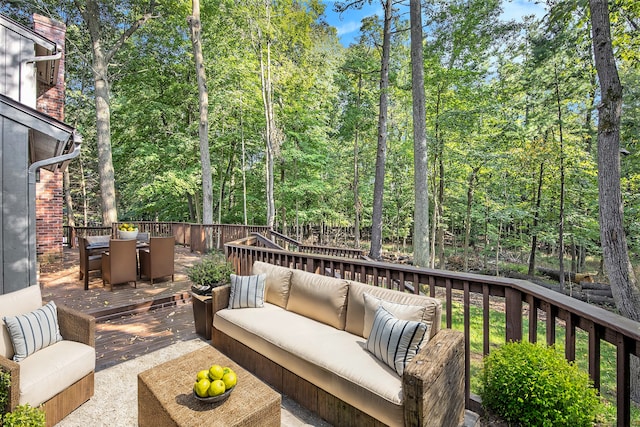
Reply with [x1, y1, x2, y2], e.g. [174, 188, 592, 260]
[366, 305, 428, 376]
[3, 301, 63, 362]
[228, 274, 266, 309]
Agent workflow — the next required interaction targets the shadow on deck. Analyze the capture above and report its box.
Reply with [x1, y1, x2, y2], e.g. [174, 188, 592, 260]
[39, 246, 207, 371]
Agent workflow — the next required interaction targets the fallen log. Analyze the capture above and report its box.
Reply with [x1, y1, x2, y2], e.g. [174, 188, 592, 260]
[584, 288, 613, 297]
[536, 267, 596, 284]
[580, 282, 610, 291]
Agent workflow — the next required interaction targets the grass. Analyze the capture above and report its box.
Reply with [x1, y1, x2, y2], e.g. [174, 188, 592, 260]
[446, 300, 639, 425]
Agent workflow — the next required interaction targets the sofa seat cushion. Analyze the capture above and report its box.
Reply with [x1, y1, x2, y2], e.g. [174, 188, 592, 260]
[214, 304, 404, 427]
[18, 340, 96, 406]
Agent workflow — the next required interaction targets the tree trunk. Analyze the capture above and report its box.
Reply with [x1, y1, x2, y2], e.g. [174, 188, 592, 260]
[75, 0, 155, 226]
[528, 161, 544, 276]
[188, 0, 214, 225]
[590, 0, 640, 403]
[354, 74, 362, 249]
[464, 167, 479, 272]
[554, 65, 566, 289]
[63, 168, 75, 228]
[589, 0, 640, 320]
[369, 0, 392, 260]
[410, 0, 429, 267]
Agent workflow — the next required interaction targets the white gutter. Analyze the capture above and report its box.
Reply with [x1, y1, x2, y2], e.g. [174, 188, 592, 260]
[27, 135, 81, 285]
[19, 50, 62, 102]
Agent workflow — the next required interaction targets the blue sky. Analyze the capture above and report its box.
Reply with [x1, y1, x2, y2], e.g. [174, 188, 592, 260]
[322, 0, 547, 46]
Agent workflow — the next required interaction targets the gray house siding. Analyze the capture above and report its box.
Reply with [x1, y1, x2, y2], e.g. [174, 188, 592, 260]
[1, 114, 31, 293]
[0, 19, 38, 108]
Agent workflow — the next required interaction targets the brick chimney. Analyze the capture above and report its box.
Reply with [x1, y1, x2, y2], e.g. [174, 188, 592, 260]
[33, 14, 66, 264]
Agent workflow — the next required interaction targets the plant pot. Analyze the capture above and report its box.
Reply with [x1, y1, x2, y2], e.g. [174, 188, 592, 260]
[191, 292, 212, 339]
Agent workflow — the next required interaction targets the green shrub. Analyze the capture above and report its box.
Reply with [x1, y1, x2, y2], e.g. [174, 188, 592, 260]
[480, 341, 603, 426]
[2, 404, 45, 427]
[187, 252, 235, 287]
[0, 370, 9, 414]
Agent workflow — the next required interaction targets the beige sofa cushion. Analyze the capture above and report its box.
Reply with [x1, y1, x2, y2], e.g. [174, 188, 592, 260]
[286, 270, 349, 330]
[251, 261, 293, 308]
[215, 305, 404, 426]
[0, 286, 43, 359]
[363, 292, 429, 339]
[19, 340, 96, 406]
[345, 280, 442, 339]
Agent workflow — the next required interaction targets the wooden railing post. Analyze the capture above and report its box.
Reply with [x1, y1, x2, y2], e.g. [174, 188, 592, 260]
[505, 287, 523, 343]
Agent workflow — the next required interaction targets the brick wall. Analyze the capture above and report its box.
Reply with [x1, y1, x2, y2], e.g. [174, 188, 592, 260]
[33, 14, 66, 261]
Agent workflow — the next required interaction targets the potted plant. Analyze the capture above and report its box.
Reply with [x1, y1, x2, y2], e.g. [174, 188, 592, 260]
[187, 252, 235, 339]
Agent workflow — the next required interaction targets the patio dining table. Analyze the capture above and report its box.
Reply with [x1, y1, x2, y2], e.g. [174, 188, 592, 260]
[83, 239, 149, 290]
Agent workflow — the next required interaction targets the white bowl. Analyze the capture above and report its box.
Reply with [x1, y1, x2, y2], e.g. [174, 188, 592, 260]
[118, 229, 138, 240]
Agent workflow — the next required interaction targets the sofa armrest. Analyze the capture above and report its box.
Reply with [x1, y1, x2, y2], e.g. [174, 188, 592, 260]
[211, 285, 231, 314]
[56, 304, 96, 348]
[402, 328, 465, 427]
[0, 355, 20, 412]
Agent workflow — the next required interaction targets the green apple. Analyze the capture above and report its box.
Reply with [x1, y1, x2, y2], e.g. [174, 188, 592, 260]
[222, 372, 237, 389]
[194, 378, 211, 398]
[208, 364, 224, 381]
[208, 379, 226, 397]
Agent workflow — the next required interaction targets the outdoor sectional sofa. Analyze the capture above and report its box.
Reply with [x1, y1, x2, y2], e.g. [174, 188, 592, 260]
[0, 285, 95, 427]
[211, 261, 465, 427]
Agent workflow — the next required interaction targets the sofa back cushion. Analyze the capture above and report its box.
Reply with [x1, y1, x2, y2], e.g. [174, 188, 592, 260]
[0, 286, 44, 359]
[344, 281, 442, 339]
[286, 269, 349, 330]
[251, 261, 293, 308]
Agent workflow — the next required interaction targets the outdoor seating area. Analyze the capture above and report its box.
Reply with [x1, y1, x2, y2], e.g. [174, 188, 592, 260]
[78, 234, 175, 291]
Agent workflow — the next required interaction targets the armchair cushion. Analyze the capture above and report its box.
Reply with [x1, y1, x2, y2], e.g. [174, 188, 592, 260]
[228, 274, 266, 309]
[3, 301, 63, 361]
[18, 340, 95, 406]
[365, 306, 428, 376]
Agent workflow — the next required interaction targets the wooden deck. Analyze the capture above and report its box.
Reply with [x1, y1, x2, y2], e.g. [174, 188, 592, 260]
[39, 246, 208, 371]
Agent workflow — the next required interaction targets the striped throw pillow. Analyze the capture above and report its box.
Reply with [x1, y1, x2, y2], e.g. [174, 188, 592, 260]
[3, 301, 63, 362]
[366, 306, 428, 376]
[228, 274, 266, 309]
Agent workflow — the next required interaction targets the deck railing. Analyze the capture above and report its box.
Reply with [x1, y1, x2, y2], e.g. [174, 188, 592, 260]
[269, 230, 365, 259]
[225, 235, 639, 426]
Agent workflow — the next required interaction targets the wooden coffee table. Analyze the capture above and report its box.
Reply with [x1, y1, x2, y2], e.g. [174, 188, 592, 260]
[138, 345, 280, 426]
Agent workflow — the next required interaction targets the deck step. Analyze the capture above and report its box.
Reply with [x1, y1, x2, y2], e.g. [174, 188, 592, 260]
[88, 291, 192, 322]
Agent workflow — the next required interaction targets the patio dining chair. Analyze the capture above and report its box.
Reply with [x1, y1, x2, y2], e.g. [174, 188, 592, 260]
[102, 239, 137, 291]
[78, 236, 102, 290]
[139, 236, 175, 284]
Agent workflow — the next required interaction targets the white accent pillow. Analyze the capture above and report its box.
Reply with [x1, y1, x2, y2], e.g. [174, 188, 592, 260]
[228, 274, 266, 309]
[363, 292, 428, 339]
[366, 306, 427, 376]
[3, 301, 63, 362]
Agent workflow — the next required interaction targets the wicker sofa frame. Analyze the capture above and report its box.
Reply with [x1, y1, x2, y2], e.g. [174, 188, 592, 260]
[210, 284, 465, 427]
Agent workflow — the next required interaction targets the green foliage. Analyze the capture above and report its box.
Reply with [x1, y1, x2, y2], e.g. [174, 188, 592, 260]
[186, 253, 235, 287]
[480, 341, 603, 426]
[2, 404, 45, 427]
[0, 369, 9, 414]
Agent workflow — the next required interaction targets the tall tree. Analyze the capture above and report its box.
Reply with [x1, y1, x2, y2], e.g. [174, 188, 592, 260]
[589, 0, 640, 318]
[410, 0, 429, 267]
[188, 0, 213, 224]
[74, 0, 156, 226]
[370, 0, 393, 260]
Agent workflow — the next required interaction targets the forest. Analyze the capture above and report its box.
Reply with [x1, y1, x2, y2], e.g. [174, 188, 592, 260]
[3, 0, 639, 273]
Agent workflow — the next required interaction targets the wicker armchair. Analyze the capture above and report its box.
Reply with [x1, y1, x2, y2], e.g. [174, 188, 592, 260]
[78, 236, 103, 290]
[139, 236, 175, 284]
[102, 239, 137, 291]
[0, 286, 95, 427]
